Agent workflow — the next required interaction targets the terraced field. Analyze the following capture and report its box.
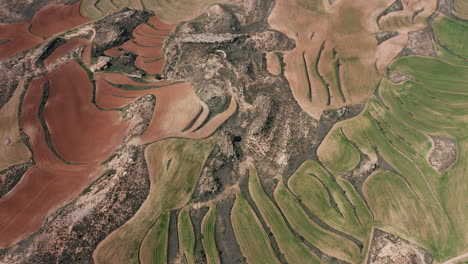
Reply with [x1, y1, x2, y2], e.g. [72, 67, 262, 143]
[0, 0, 466, 263]
[80, 0, 233, 22]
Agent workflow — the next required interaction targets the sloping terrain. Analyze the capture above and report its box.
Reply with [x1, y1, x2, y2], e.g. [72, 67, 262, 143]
[0, 0, 466, 263]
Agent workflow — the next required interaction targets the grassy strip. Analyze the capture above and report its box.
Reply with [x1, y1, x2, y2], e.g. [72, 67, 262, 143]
[274, 178, 361, 263]
[249, 166, 320, 264]
[318, 128, 360, 175]
[140, 212, 170, 264]
[433, 41, 468, 66]
[288, 161, 368, 240]
[94, 139, 213, 264]
[201, 205, 221, 264]
[178, 207, 195, 264]
[231, 190, 282, 264]
[432, 16, 468, 59]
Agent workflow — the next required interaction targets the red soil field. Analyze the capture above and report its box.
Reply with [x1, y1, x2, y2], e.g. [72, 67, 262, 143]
[186, 98, 237, 139]
[0, 22, 43, 59]
[81, 42, 93, 65]
[139, 82, 203, 143]
[105, 15, 175, 75]
[0, 12, 236, 248]
[44, 38, 89, 66]
[95, 80, 140, 109]
[120, 41, 164, 57]
[43, 61, 130, 164]
[0, 76, 99, 248]
[134, 24, 170, 37]
[30, 1, 90, 38]
[135, 56, 166, 75]
[0, 1, 90, 60]
[147, 16, 175, 31]
[103, 46, 125, 57]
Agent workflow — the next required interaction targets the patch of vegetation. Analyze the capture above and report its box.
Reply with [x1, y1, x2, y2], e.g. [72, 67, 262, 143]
[201, 205, 221, 264]
[140, 212, 170, 264]
[178, 207, 195, 264]
[274, 177, 361, 263]
[433, 16, 468, 59]
[249, 166, 321, 264]
[318, 128, 360, 175]
[288, 161, 370, 240]
[231, 190, 282, 264]
[94, 139, 213, 264]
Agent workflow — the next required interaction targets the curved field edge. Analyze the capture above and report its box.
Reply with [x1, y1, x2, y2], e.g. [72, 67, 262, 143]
[80, 0, 235, 23]
[0, 79, 31, 171]
[93, 139, 213, 264]
[178, 207, 196, 264]
[139, 212, 170, 264]
[201, 205, 221, 264]
[248, 166, 321, 264]
[230, 190, 282, 264]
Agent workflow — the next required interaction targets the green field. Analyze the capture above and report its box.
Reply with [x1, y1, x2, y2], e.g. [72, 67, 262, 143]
[274, 177, 361, 263]
[248, 166, 321, 264]
[318, 127, 360, 175]
[433, 16, 468, 59]
[91, 3, 467, 264]
[178, 207, 196, 264]
[231, 190, 282, 264]
[140, 212, 170, 264]
[201, 205, 221, 264]
[94, 139, 213, 264]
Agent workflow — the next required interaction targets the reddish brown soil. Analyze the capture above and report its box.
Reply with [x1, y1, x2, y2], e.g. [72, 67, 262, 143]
[0, 76, 98, 249]
[30, 1, 90, 38]
[0, 13, 235, 249]
[95, 80, 140, 109]
[134, 24, 170, 37]
[43, 61, 129, 164]
[81, 42, 93, 65]
[147, 16, 175, 31]
[44, 38, 89, 66]
[105, 15, 175, 75]
[186, 98, 237, 139]
[0, 22, 43, 59]
[103, 46, 125, 57]
[135, 57, 166, 75]
[139, 82, 202, 143]
[0, 1, 90, 60]
[120, 41, 164, 57]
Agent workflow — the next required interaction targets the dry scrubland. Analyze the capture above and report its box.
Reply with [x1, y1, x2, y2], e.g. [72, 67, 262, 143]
[0, 0, 466, 263]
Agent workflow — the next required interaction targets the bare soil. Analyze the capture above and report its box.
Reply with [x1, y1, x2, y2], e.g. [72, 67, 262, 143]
[428, 136, 457, 172]
[367, 228, 433, 264]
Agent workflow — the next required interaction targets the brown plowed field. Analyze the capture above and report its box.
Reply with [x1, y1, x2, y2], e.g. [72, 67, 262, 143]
[147, 16, 175, 31]
[30, 1, 90, 38]
[186, 98, 237, 139]
[135, 57, 166, 75]
[106, 15, 175, 75]
[139, 82, 202, 143]
[0, 11, 236, 249]
[81, 42, 93, 65]
[43, 61, 130, 164]
[103, 46, 124, 57]
[44, 38, 89, 66]
[95, 80, 140, 109]
[0, 76, 98, 249]
[0, 22, 43, 59]
[0, 1, 90, 60]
